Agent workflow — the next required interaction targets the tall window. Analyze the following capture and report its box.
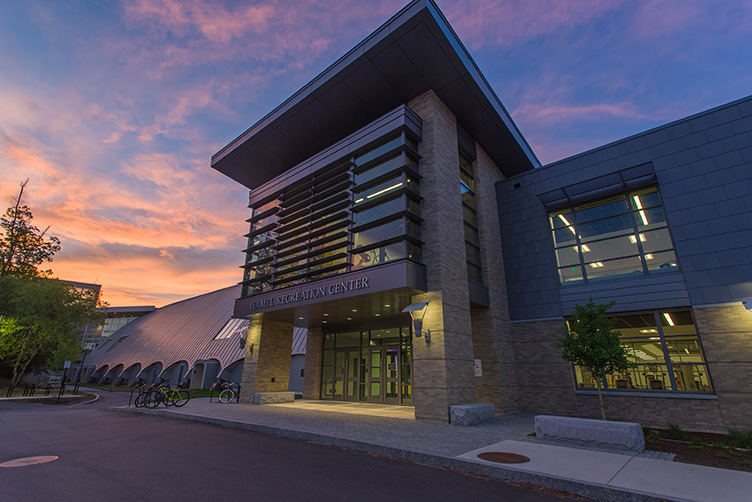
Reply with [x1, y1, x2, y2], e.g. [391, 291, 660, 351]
[550, 187, 677, 284]
[460, 152, 482, 283]
[572, 309, 712, 393]
[240, 132, 423, 298]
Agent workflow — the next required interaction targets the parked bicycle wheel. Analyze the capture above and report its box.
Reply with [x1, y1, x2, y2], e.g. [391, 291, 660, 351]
[218, 389, 234, 404]
[145, 390, 161, 408]
[172, 390, 190, 407]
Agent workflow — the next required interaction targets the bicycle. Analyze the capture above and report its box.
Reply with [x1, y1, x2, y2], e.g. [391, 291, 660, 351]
[147, 383, 190, 407]
[218, 381, 240, 404]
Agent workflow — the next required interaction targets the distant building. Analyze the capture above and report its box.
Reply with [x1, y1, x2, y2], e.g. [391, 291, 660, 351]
[84, 306, 156, 349]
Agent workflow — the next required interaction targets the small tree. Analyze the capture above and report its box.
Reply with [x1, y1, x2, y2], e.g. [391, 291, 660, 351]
[1, 179, 61, 277]
[556, 299, 630, 420]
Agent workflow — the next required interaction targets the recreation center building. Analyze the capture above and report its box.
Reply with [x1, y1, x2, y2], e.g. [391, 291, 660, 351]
[207, 0, 752, 430]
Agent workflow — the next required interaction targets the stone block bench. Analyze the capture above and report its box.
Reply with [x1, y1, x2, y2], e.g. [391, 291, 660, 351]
[535, 415, 645, 454]
[450, 403, 495, 426]
[253, 392, 295, 404]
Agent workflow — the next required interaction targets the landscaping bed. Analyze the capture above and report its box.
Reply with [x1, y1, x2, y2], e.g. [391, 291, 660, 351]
[644, 426, 752, 473]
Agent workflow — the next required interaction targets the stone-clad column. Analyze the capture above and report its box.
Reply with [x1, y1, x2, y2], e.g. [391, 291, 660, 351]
[408, 91, 477, 421]
[240, 314, 294, 403]
[302, 325, 323, 400]
[471, 145, 519, 412]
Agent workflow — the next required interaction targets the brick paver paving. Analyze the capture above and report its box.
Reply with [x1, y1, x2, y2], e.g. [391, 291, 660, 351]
[154, 398, 536, 457]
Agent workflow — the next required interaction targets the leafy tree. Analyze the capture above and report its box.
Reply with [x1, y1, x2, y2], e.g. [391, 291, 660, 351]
[0, 276, 102, 386]
[0, 180, 104, 386]
[556, 299, 630, 420]
[1, 179, 61, 277]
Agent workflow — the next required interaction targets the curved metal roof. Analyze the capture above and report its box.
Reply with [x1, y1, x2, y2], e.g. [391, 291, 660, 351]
[86, 286, 246, 375]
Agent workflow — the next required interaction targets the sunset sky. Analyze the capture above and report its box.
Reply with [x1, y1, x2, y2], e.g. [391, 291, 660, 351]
[1, 0, 751, 308]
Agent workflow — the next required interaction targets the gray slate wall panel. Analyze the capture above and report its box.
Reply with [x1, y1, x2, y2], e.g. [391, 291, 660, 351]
[498, 95, 752, 320]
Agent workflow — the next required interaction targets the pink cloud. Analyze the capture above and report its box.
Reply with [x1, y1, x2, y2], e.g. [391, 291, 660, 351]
[514, 102, 647, 123]
[442, 0, 626, 49]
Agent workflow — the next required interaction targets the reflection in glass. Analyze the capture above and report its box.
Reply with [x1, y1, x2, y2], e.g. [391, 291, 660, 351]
[353, 220, 404, 248]
[647, 250, 678, 274]
[354, 177, 403, 204]
[584, 235, 639, 263]
[549, 186, 677, 286]
[584, 255, 642, 281]
[353, 197, 403, 226]
[672, 364, 712, 391]
[351, 241, 405, 270]
[354, 137, 401, 166]
[574, 196, 628, 224]
[558, 265, 584, 284]
[354, 155, 403, 185]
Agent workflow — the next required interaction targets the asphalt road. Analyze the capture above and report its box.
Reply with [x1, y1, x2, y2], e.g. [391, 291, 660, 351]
[0, 390, 571, 502]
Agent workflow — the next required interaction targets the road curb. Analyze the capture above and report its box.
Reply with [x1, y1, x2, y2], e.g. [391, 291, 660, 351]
[108, 406, 680, 502]
[72, 392, 100, 406]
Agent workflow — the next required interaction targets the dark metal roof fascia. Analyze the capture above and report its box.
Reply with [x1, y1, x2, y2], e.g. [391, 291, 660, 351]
[211, 0, 538, 190]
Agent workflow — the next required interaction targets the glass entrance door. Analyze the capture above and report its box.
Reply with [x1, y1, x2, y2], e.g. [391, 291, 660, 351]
[332, 349, 360, 402]
[367, 346, 400, 405]
[321, 327, 412, 405]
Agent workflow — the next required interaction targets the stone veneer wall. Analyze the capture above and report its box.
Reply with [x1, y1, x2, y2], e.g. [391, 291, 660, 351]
[692, 304, 752, 429]
[302, 326, 323, 400]
[239, 316, 294, 403]
[407, 90, 477, 421]
[511, 306, 752, 432]
[471, 145, 519, 413]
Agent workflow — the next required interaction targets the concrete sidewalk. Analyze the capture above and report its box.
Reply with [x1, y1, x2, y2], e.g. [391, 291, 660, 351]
[109, 399, 752, 502]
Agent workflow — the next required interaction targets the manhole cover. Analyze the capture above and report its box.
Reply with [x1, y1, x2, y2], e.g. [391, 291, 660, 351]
[0, 456, 59, 468]
[477, 452, 530, 464]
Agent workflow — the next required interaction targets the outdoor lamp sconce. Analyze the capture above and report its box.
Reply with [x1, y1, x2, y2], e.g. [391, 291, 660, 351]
[402, 301, 431, 342]
[742, 299, 752, 313]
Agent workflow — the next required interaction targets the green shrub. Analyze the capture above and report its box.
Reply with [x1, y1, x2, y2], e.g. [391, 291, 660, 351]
[716, 451, 731, 459]
[642, 427, 659, 444]
[728, 429, 752, 450]
[667, 423, 686, 441]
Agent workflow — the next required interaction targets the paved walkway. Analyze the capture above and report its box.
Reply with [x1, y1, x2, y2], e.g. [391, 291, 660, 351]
[110, 398, 752, 502]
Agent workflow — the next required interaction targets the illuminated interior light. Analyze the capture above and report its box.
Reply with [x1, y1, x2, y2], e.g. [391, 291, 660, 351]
[648, 336, 660, 340]
[663, 312, 675, 326]
[573, 245, 591, 252]
[589, 262, 604, 268]
[628, 234, 646, 244]
[374, 313, 380, 317]
[366, 183, 402, 199]
[346, 317, 352, 321]
[639, 329, 658, 333]
[684, 348, 690, 354]
[645, 254, 654, 260]
[633, 195, 643, 209]
[639, 210, 649, 226]
[558, 214, 577, 235]
[354, 198, 364, 203]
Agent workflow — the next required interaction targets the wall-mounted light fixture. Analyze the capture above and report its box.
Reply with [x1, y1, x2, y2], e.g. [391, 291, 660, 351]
[402, 301, 431, 342]
[742, 299, 752, 313]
